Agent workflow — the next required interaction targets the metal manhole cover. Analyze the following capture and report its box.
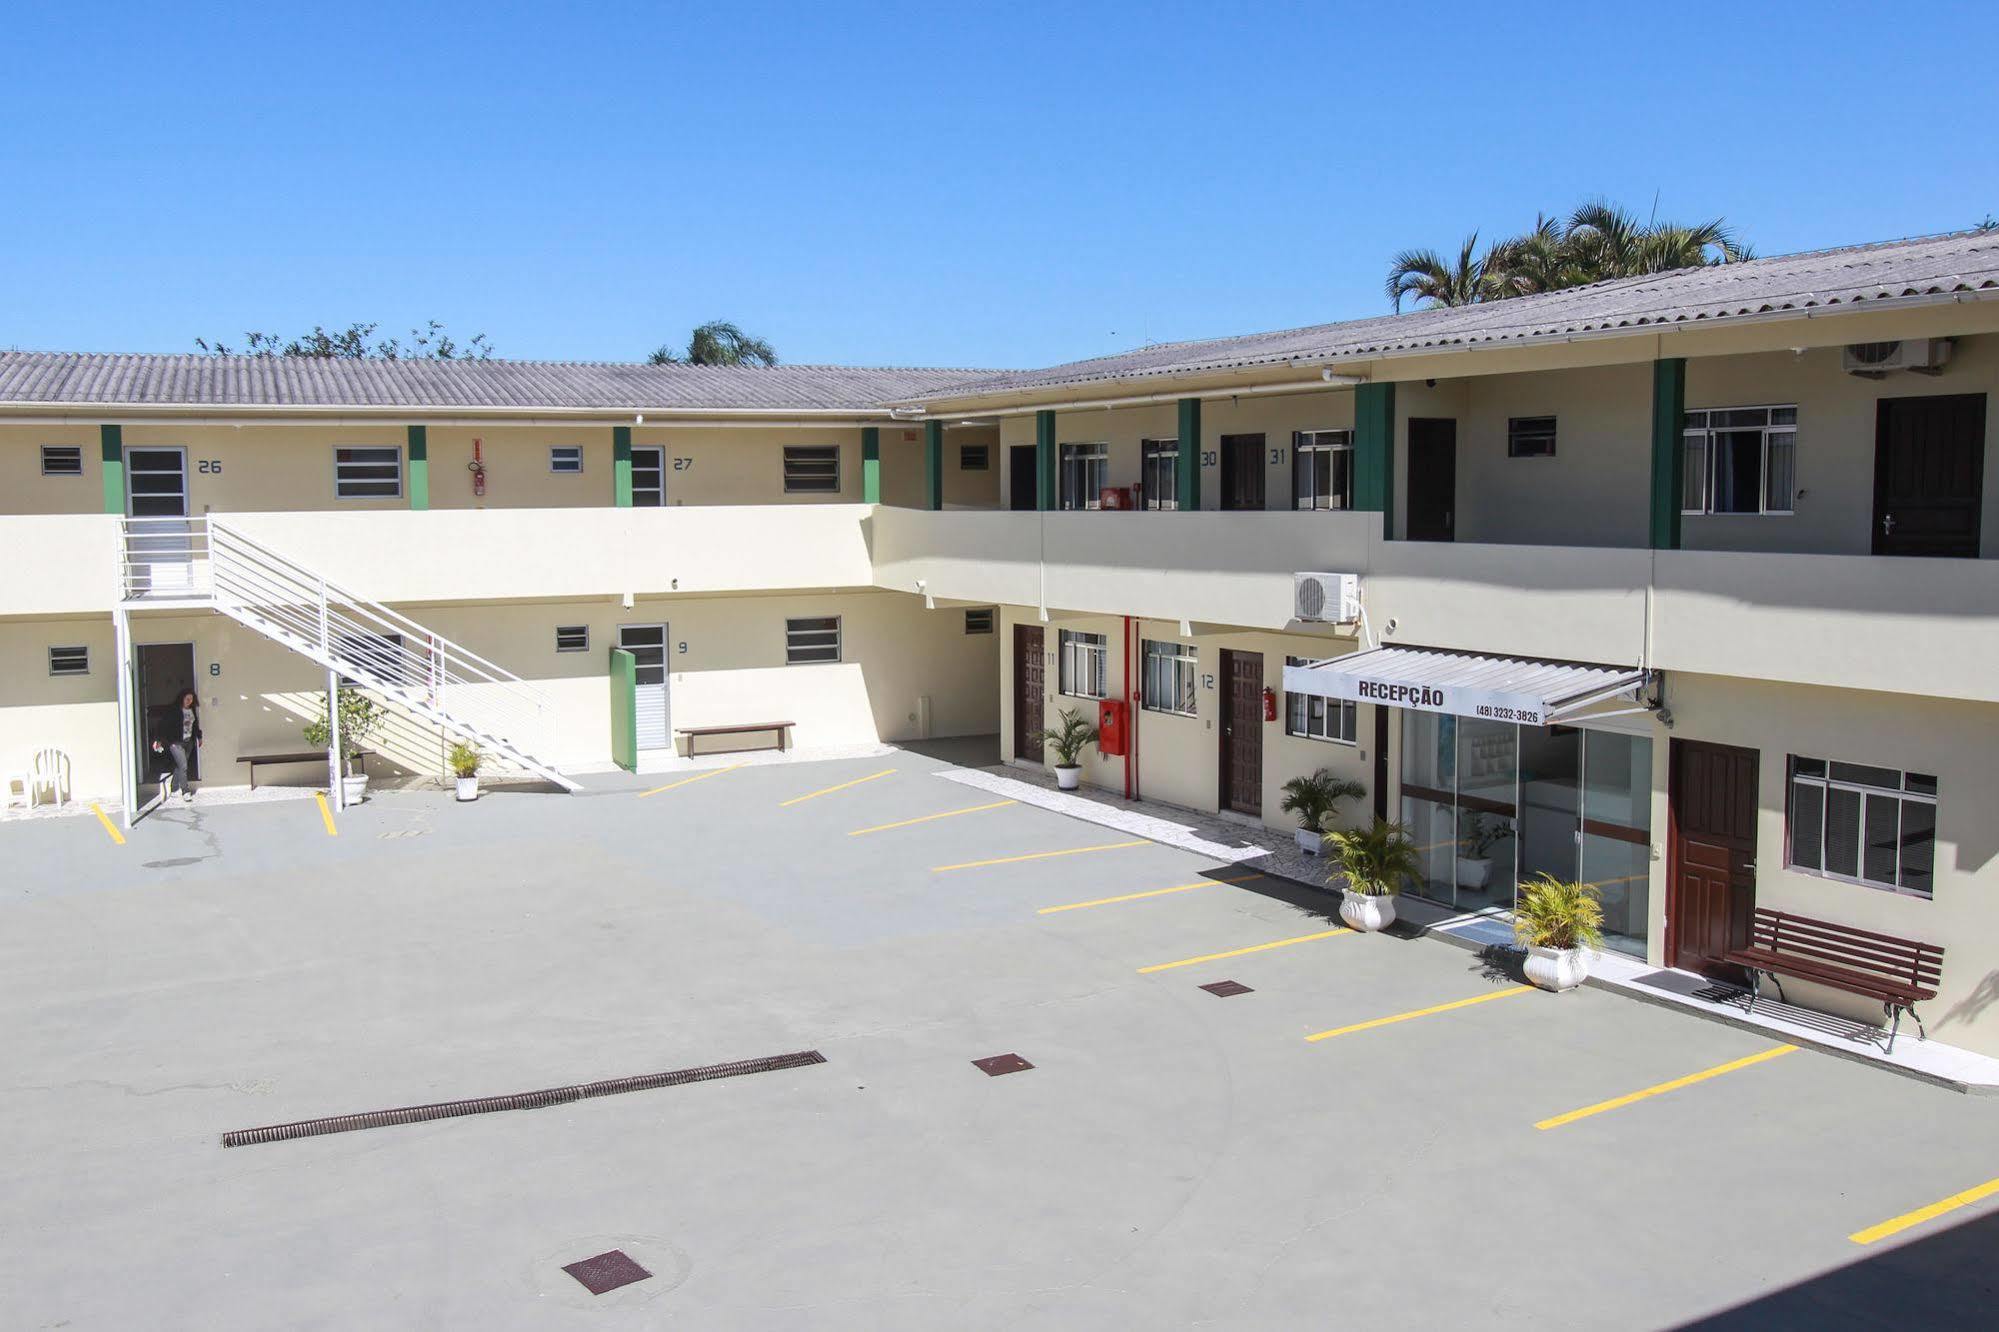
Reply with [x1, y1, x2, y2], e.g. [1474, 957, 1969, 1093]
[972, 1053, 1034, 1076]
[1200, 981, 1253, 997]
[562, 1248, 652, 1295]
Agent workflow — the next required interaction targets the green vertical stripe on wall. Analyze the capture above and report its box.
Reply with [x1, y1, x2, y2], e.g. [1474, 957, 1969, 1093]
[1649, 357, 1687, 550]
[1175, 398, 1201, 511]
[100, 424, 124, 514]
[613, 426, 633, 507]
[407, 425, 429, 510]
[1354, 382, 1396, 539]
[608, 647, 638, 772]
[1035, 410, 1057, 511]
[861, 426, 881, 504]
[923, 420, 944, 511]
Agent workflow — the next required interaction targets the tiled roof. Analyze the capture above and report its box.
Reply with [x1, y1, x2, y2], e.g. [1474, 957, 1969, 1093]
[0, 354, 992, 413]
[909, 229, 1999, 401]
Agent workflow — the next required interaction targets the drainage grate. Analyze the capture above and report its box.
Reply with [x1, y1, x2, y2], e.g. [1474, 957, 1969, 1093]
[563, 1249, 652, 1296]
[973, 1053, 1034, 1076]
[221, 1050, 826, 1147]
[1200, 981, 1254, 997]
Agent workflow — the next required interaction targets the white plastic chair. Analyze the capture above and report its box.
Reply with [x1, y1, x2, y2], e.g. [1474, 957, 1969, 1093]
[28, 748, 71, 808]
[3, 769, 30, 812]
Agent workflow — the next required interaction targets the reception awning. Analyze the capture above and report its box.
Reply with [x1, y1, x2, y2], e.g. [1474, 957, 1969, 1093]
[1282, 646, 1650, 727]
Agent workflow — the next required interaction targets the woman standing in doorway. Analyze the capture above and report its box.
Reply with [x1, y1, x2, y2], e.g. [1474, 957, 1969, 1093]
[150, 688, 203, 804]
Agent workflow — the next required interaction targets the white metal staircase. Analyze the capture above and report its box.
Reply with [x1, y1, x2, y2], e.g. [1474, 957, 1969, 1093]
[120, 516, 580, 792]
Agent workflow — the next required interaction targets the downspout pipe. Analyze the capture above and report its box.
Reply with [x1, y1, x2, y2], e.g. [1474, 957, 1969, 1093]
[1123, 614, 1134, 801]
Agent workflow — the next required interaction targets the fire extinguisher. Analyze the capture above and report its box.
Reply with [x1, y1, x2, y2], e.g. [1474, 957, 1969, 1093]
[468, 437, 487, 498]
[1262, 686, 1278, 722]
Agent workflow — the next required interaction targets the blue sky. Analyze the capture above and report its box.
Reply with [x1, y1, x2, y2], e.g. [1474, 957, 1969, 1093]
[4, 1, 1994, 370]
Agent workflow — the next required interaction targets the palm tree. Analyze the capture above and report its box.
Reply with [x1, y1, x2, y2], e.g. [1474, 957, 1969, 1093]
[1384, 232, 1494, 312]
[648, 320, 778, 367]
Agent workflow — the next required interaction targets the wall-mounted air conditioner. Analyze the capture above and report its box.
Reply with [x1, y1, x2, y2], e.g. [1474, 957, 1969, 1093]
[1294, 572, 1360, 624]
[1842, 339, 1953, 376]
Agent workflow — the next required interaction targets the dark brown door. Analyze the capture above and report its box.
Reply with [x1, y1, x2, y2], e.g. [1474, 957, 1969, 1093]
[1009, 445, 1039, 511]
[1220, 434, 1265, 511]
[1013, 625, 1045, 760]
[1219, 650, 1263, 816]
[1668, 739, 1758, 977]
[1407, 418, 1456, 541]
[1874, 394, 1985, 557]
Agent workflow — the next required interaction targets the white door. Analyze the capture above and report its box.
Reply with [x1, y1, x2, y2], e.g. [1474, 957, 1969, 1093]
[618, 623, 670, 750]
[631, 447, 666, 506]
[125, 447, 192, 596]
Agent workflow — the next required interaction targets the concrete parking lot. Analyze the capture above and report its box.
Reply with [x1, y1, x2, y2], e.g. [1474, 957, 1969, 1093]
[3, 747, 1996, 1329]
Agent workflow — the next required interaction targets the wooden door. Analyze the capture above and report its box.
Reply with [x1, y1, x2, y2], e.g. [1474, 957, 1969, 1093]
[1668, 739, 1758, 977]
[1873, 394, 1985, 557]
[1009, 445, 1039, 510]
[1406, 418, 1456, 542]
[1219, 650, 1264, 816]
[1220, 434, 1265, 511]
[1014, 625, 1045, 760]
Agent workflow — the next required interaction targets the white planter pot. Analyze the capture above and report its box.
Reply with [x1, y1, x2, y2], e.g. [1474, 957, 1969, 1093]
[455, 775, 479, 802]
[340, 773, 369, 804]
[1054, 765, 1082, 791]
[1339, 889, 1397, 933]
[1296, 828, 1324, 855]
[1523, 944, 1591, 993]
[1456, 857, 1493, 889]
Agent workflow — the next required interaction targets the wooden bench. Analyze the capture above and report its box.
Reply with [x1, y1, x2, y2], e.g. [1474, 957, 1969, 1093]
[238, 749, 374, 790]
[1724, 907, 1943, 1053]
[675, 721, 795, 757]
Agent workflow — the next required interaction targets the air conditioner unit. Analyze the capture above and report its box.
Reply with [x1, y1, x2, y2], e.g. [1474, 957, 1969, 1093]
[1842, 338, 1953, 376]
[1294, 572, 1360, 624]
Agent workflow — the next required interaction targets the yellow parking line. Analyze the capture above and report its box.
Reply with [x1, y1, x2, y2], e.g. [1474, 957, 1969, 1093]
[1535, 1044, 1798, 1131]
[90, 803, 125, 846]
[1038, 872, 1265, 915]
[1850, 1174, 1999, 1246]
[849, 800, 1017, 836]
[1304, 985, 1532, 1041]
[933, 840, 1147, 872]
[315, 792, 338, 837]
[781, 768, 896, 807]
[638, 764, 743, 798]
[1140, 926, 1352, 974]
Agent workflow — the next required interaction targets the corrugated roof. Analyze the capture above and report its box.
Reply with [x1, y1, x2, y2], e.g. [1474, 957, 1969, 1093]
[1283, 645, 1648, 723]
[911, 229, 1999, 402]
[0, 354, 993, 413]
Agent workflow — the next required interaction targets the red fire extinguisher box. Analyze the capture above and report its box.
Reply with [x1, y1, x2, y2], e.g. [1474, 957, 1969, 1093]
[1098, 698, 1128, 756]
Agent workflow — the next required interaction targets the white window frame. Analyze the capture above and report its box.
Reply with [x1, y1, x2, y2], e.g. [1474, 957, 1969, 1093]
[1140, 438, 1179, 511]
[1284, 656, 1356, 743]
[554, 625, 590, 653]
[48, 644, 90, 676]
[1506, 416, 1558, 458]
[1141, 639, 1197, 717]
[1786, 755, 1936, 899]
[783, 446, 841, 495]
[1058, 629, 1109, 700]
[41, 445, 83, 477]
[1292, 430, 1354, 510]
[1059, 442, 1108, 511]
[549, 446, 584, 474]
[333, 445, 403, 500]
[630, 445, 666, 506]
[964, 608, 995, 635]
[1683, 405, 1796, 517]
[785, 615, 842, 664]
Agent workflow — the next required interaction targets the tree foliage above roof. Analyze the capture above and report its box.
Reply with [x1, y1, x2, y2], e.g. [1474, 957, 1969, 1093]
[1386, 200, 1751, 312]
[195, 320, 493, 359]
[649, 320, 778, 367]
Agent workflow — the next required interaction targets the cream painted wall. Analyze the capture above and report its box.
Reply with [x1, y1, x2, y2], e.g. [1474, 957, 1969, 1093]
[1453, 364, 1652, 547]
[995, 606, 1376, 835]
[427, 426, 615, 510]
[879, 425, 1002, 510]
[0, 618, 120, 798]
[1657, 672, 1999, 1058]
[118, 422, 411, 514]
[1, 424, 102, 514]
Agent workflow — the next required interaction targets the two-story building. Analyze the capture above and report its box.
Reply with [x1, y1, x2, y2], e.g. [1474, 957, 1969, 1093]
[5, 229, 1997, 1053]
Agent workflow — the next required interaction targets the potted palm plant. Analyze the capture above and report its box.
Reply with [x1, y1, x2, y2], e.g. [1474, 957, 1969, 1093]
[1030, 707, 1099, 790]
[449, 741, 482, 802]
[1456, 813, 1514, 889]
[302, 687, 385, 805]
[1325, 818, 1418, 932]
[1278, 769, 1366, 854]
[1512, 874, 1605, 992]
